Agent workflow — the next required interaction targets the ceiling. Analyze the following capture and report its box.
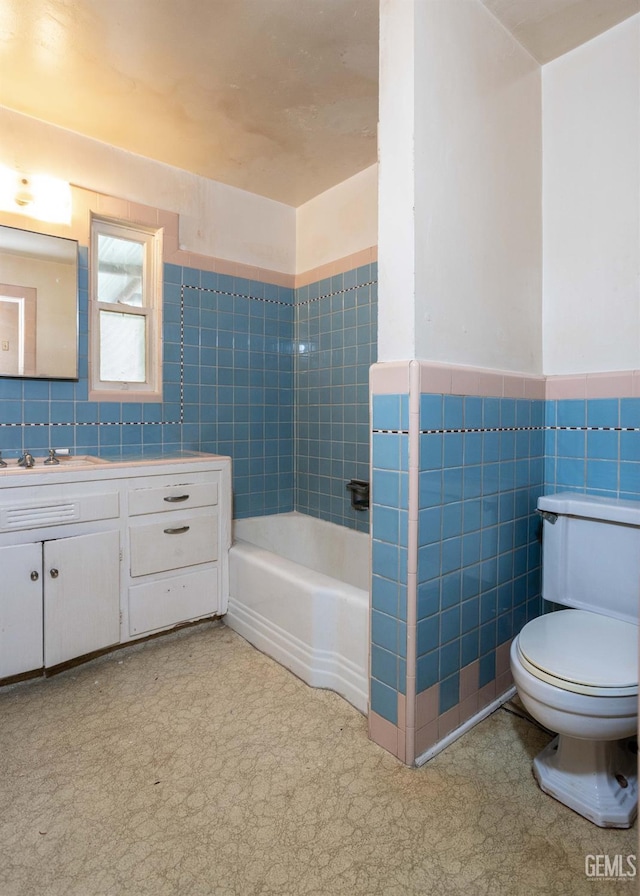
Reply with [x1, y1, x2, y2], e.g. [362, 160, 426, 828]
[0, 0, 637, 208]
[481, 0, 640, 64]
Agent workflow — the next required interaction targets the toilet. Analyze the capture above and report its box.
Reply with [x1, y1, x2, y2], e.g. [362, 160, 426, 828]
[510, 492, 639, 828]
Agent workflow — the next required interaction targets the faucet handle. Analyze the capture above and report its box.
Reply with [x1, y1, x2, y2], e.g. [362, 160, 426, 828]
[0, 451, 6, 468]
[44, 448, 60, 466]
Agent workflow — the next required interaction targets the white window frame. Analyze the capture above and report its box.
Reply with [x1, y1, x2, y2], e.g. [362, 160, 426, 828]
[89, 215, 163, 401]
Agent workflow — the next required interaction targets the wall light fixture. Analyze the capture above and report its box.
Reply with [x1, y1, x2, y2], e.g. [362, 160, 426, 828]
[0, 165, 72, 225]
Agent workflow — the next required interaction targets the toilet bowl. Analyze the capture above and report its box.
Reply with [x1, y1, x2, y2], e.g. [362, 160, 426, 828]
[511, 611, 638, 828]
[510, 493, 640, 828]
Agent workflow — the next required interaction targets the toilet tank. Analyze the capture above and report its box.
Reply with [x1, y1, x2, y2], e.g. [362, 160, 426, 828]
[538, 492, 640, 624]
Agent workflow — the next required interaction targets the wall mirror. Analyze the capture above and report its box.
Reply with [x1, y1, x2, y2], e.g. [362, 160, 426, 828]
[0, 224, 78, 380]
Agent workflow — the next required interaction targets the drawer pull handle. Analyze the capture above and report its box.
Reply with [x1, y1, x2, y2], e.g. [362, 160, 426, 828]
[50, 568, 59, 579]
[164, 495, 190, 503]
[163, 525, 190, 535]
[30, 570, 39, 582]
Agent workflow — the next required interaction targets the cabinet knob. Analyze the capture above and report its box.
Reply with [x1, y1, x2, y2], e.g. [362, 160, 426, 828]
[50, 568, 59, 578]
[30, 570, 39, 582]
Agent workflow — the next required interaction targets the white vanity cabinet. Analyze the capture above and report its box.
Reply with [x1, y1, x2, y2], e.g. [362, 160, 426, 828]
[0, 531, 122, 675]
[125, 470, 224, 638]
[0, 543, 43, 678]
[0, 454, 231, 683]
[0, 481, 121, 678]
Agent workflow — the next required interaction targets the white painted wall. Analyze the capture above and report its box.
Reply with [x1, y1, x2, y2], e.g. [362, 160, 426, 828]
[378, 0, 543, 371]
[412, 0, 542, 373]
[0, 106, 296, 273]
[377, 0, 417, 361]
[296, 164, 377, 273]
[542, 15, 640, 375]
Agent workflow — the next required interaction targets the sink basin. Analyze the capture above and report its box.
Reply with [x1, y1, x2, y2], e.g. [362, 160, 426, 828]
[0, 455, 109, 473]
[54, 455, 109, 467]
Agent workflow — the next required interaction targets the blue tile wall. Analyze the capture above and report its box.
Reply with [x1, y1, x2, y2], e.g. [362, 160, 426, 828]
[1, 255, 377, 525]
[189, 273, 295, 517]
[417, 395, 545, 715]
[370, 393, 409, 724]
[545, 397, 640, 501]
[0, 253, 295, 518]
[369, 385, 640, 738]
[294, 263, 377, 531]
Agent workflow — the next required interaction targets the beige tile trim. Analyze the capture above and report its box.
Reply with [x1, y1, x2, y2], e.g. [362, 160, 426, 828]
[460, 660, 479, 702]
[496, 641, 512, 678]
[418, 361, 546, 399]
[370, 362, 412, 395]
[458, 693, 479, 724]
[396, 693, 407, 763]
[370, 361, 546, 399]
[368, 710, 401, 759]
[438, 705, 460, 739]
[294, 246, 378, 289]
[545, 371, 640, 399]
[415, 719, 438, 756]
[372, 362, 640, 401]
[478, 680, 496, 710]
[415, 684, 438, 730]
[169, 251, 296, 288]
[403, 360, 421, 766]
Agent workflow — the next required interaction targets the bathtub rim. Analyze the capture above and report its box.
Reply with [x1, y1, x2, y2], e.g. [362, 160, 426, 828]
[232, 510, 370, 592]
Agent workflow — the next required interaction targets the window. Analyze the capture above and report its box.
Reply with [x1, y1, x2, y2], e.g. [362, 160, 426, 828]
[90, 216, 162, 400]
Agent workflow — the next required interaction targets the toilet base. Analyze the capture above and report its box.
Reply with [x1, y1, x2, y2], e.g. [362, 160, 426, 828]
[533, 735, 638, 828]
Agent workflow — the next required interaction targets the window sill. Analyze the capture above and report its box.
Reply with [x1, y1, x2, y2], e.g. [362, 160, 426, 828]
[88, 388, 163, 403]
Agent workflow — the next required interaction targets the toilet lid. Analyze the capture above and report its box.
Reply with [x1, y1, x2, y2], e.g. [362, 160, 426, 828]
[518, 610, 638, 690]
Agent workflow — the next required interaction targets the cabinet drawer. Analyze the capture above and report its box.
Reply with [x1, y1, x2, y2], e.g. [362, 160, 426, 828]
[130, 513, 218, 576]
[128, 480, 218, 516]
[128, 569, 219, 636]
[0, 491, 119, 533]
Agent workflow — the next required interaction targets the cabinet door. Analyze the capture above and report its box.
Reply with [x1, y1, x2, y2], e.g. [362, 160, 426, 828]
[0, 543, 43, 678]
[44, 530, 120, 668]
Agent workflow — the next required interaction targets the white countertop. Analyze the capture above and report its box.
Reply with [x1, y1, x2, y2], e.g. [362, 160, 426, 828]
[0, 451, 231, 487]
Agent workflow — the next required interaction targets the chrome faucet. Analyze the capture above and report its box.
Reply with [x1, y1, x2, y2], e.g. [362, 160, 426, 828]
[17, 451, 35, 468]
[44, 448, 60, 465]
[0, 451, 6, 468]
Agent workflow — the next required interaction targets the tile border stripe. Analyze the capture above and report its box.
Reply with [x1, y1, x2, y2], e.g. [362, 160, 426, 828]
[184, 284, 289, 305]
[373, 425, 640, 435]
[296, 280, 378, 306]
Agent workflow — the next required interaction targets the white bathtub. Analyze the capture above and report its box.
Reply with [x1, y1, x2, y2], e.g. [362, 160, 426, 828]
[226, 512, 369, 714]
